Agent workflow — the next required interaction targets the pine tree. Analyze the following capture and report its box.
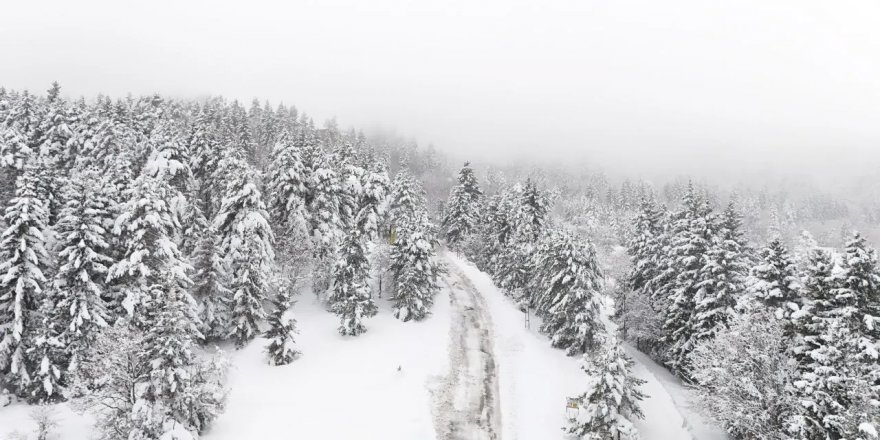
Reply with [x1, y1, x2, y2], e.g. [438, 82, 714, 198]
[619, 196, 666, 347]
[689, 201, 748, 345]
[626, 197, 665, 294]
[36, 88, 76, 223]
[144, 119, 192, 196]
[190, 225, 232, 342]
[441, 162, 482, 248]
[532, 229, 604, 355]
[354, 164, 390, 241]
[390, 230, 442, 322]
[51, 174, 115, 372]
[330, 231, 377, 336]
[788, 240, 864, 440]
[388, 169, 428, 235]
[567, 341, 646, 440]
[107, 175, 191, 325]
[0, 166, 51, 397]
[307, 149, 343, 258]
[129, 280, 216, 439]
[213, 158, 275, 347]
[515, 178, 549, 242]
[266, 135, 311, 238]
[0, 92, 40, 210]
[749, 238, 802, 323]
[265, 289, 299, 366]
[656, 184, 714, 375]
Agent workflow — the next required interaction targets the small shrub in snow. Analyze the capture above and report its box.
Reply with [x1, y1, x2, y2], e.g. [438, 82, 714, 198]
[566, 341, 646, 440]
[265, 289, 299, 366]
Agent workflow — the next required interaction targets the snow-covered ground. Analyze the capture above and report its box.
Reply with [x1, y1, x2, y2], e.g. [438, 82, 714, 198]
[203, 288, 451, 440]
[0, 288, 451, 440]
[1, 253, 725, 440]
[0, 402, 93, 440]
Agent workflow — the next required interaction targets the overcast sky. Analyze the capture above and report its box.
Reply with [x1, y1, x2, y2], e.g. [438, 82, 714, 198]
[2, 0, 879, 182]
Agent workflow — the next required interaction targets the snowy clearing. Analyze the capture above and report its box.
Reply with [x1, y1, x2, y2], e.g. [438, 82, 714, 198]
[202, 288, 451, 440]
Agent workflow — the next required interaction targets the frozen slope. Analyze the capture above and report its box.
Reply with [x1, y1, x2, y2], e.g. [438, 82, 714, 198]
[446, 252, 725, 440]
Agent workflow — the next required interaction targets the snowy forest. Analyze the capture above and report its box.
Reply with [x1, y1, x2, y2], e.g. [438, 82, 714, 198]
[0, 83, 878, 440]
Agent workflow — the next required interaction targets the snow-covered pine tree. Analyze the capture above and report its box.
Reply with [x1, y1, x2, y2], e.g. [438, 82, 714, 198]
[689, 201, 748, 345]
[390, 229, 442, 322]
[748, 238, 802, 323]
[144, 118, 192, 204]
[334, 143, 362, 231]
[626, 196, 665, 294]
[266, 134, 311, 240]
[36, 86, 76, 224]
[825, 232, 880, 436]
[354, 163, 390, 242]
[307, 148, 344, 258]
[50, 173, 115, 374]
[188, 103, 224, 219]
[213, 157, 275, 347]
[566, 341, 646, 440]
[514, 178, 550, 243]
[388, 168, 429, 235]
[619, 196, 666, 348]
[0, 91, 40, 211]
[532, 229, 604, 355]
[787, 240, 863, 440]
[265, 288, 299, 366]
[330, 230, 377, 336]
[656, 184, 714, 375]
[130, 279, 222, 439]
[490, 184, 530, 299]
[106, 175, 191, 325]
[441, 162, 482, 248]
[478, 189, 518, 276]
[190, 224, 232, 342]
[0, 166, 51, 397]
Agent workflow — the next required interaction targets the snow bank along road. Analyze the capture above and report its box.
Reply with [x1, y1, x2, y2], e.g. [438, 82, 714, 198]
[432, 259, 502, 440]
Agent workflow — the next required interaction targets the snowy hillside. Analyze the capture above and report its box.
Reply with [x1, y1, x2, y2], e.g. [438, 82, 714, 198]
[1, 252, 724, 440]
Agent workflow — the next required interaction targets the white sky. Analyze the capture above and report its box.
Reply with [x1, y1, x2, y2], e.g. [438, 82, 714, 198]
[2, 0, 879, 181]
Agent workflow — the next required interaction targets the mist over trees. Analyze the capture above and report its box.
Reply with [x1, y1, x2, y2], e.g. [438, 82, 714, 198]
[1, 82, 878, 440]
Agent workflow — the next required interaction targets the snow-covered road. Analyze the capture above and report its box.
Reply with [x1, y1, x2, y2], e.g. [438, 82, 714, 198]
[445, 252, 727, 440]
[432, 262, 502, 440]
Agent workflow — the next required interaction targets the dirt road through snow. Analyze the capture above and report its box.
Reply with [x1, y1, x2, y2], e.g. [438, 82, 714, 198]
[432, 256, 502, 440]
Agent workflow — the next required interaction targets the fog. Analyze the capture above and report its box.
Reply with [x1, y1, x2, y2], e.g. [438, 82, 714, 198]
[2, 0, 879, 184]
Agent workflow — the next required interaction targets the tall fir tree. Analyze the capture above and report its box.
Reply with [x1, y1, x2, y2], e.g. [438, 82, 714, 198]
[265, 288, 299, 366]
[566, 341, 647, 440]
[213, 158, 275, 347]
[441, 162, 482, 248]
[50, 174, 115, 374]
[390, 230, 442, 322]
[514, 178, 550, 242]
[0, 166, 52, 397]
[748, 238, 802, 323]
[689, 201, 748, 345]
[532, 229, 604, 355]
[107, 175, 191, 325]
[190, 224, 232, 342]
[329, 231, 377, 336]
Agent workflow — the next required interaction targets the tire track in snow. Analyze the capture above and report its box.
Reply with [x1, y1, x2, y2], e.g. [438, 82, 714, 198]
[431, 255, 501, 440]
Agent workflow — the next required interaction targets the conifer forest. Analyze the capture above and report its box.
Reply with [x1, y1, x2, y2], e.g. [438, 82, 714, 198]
[2, 1, 880, 439]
